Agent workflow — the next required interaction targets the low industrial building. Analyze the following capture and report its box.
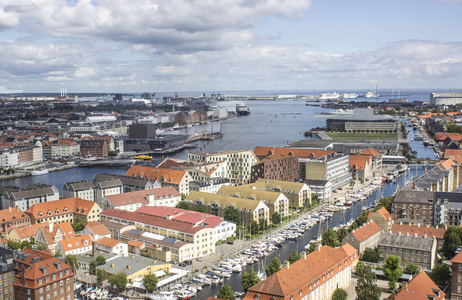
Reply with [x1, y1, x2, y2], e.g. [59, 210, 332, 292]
[430, 92, 462, 106]
[326, 108, 398, 133]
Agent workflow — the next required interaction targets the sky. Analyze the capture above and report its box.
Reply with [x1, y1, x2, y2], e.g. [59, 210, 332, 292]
[0, 0, 462, 93]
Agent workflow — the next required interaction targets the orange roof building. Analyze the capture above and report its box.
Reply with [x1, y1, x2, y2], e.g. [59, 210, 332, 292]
[244, 245, 358, 300]
[368, 207, 393, 232]
[253, 146, 335, 160]
[349, 154, 373, 181]
[390, 270, 444, 300]
[34, 221, 76, 254]
[95, 237, 128, 257]
[452, 250, 462, 298]
[7, 222, 48, 243]
[126, 165, 192, 194]
[445, 149, 462, 163]
[56, 234, 92, 256]
[342, 220, 382, 256]
[83, 221, 111, 241]
[391, 222, 445, 248]
[0, 207, 31, 234]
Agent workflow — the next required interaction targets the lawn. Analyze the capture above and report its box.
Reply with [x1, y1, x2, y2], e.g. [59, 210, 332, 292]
[326, 132, 398, 140]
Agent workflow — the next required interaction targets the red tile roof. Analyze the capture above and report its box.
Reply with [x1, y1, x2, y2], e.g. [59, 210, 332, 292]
[351, 220, 382, 242]
[444, 149, 462, 163]
[0, 207, 30, 228]
[26, 197, 97, 219]
[435, 132, 462, 142]
[135, 206, 224, 228]
[126, 165, 186, 185]
[391, 223, 445, 240]
[58, 234, 92, 252]
[360, 148, 381, 157]
[253, 146, 335, 158]
[95, 237, 120, 248]
[389, 271, 445, 300]
[105, 187, 180, 207]
[349, 155, 371, 170]
[85, 221, 111, 237]
[11, 222, 49, 239]
[368, 207, 391, 222]
[452, 249, 462, 264]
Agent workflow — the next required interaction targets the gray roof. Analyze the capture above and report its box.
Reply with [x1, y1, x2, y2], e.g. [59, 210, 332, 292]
[99, 255, 169, 276]
[64, 180, 94, 191]
[303, 179, 329, 186]
[94, 178, 123, 189]
[93, 173, 153, 188]
[8, 184, 57, 200]
[289, 140, 334, 149]
[393, 189, 434, 204]
[379, 232, 435, 251]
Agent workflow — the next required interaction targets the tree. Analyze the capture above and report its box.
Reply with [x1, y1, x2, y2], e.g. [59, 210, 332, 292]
[383, 256, 403, 292]
[442, 228, 461, 258]
[332, 288, 348, 300]
[194, 204, 206, 213]
[355, 211, 369, 227]
[241, 268, 260, 292]
[7, 241, 21, 250]
[321, 228, 339, 247]
[64, 255, 79, 273]
[108, 271, 128, 291]
[336, 228, 348, 242]
[289, 250, 300, 264]
[429, 263, 451, 287]
[362, 248, 382, 263]
[404, 264, 419, 275]
[216, 284, 234, 300]
[271, 212, 281, 225]
[143, 273, 158, 293]
[224, 206, 241, 224]
[265, 257, 281, 277]
[96, 268, 107, 284]
[377, 197, 392, 212]
[259, 219, 268, 233]
[90, 256, 106, 274]
[355, 262, 382, 300]
[21, 240, 32, 249]
[249, 220, 259, 235]
[175, 201, 190, 210]
[37, 244, 48, 251]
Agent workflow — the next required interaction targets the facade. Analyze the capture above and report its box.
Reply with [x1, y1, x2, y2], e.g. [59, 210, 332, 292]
[52, 138, 80, 158]
[250, 155, 300, 183]
[244, 178, 311, 208]
[430, 92, 462, 106]
[391, 222, 446, 249]
[0, 207, 31, 234]
[7, 223, 48, 243]
[34, 222, 76, 254]
[451, 250, 462, 299]
[378, 232, 437, 270]
[0, 248, 15, 300]
[94, 237, 128, 257]
[360, 148, 383, 172]
[391, 270, 444, 300]
[80, 139, 109, 158]
[94, 179, 123, 203]
[3, 184, 60, 212]
[342, 220, 382, 256]
[0, 150, 19, 168]
[300, 153, 352, 190]
[252, 147, 335, 161]
[26, 197, 102, 225]
[303, 179, 332, 203]
[217, 185, 289, 220]
[82, 222, 111, 242]
[189, 178, 230, 194]
[368, 208, 393, 232]
[392, 190, 449, 227]
[349, 154, 373, 182]
[62, 181, 95, 201]
[185, 191, 270, 227]
[326, 108, 398, 132]
[93, 173, 159, 193]
[100, 187, 181, 211]
[14, 248, 74, 300]
[188, 149, 259, 185]
[135, 206, 236, 242]
[100, 209, 215, 260]
[56, 234, 93, 256]
[126, 165, 192, 195]
[244, 244, 358, 300]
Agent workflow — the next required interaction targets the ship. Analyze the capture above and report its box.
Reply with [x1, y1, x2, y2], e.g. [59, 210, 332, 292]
[321, 109, 353, 115]
[31, 169, 49, 176]
[365, 90, 379, 98]
[318, 92, 341, 100]
[342, 92, 358, 99]
[236, 102, 250, 115]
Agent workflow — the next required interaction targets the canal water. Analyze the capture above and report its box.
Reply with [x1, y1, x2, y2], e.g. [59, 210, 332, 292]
[191, 165, 425, 299]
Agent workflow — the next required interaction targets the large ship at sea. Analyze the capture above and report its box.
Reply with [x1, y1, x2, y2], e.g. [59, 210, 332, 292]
[342, 92, 358, 99]
[236, 102, 250, 115]
[321, 108, 353, 115]
[365, 90, 379, 98]
[318, 92, 341, 100]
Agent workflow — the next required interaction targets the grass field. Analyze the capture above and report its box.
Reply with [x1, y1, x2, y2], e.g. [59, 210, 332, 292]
[326, 133, 398, 140]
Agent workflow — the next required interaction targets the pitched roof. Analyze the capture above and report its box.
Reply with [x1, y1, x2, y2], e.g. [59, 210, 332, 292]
[360, 148, 381, 157]
[0, 207, 30, 226]
[253, 146, 334, 158]
[135, 206, 224, 228]
[349, 155, 371, 170]
[351, 220, 382, 242]
[368, 207, 392, 221]
[245, 245, 357, 299]
[185, 191, 266, 212]
[389, 271, 445, 300]
[26, 197, 98, 219]
[379, 232, 435, 251]
[444, 149, 462, 163]
[95, 237, 120, 248]
[437, 158, 456, 171]
[248, 178, 307, 194]
[11, 223, 49, 239]
[105, 187, 180, 207]
[58, 234, 92, 252]
[85, 221, 111, 237]
[391, 223, 445, 240]
[452, 248, 462, 264]
[217, 185, 284, 205]
[126, 165, 186, 185]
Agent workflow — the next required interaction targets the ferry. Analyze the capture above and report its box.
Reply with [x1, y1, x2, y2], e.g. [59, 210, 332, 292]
[365, 90, 379, 98]
[134, 155, 152, 160]
[236, 102, 250, 115]
[321, 108, 353, 115]
[318, 92, 341, 100]
[31, 169, 49, 176]
[342, 92, 358, 99]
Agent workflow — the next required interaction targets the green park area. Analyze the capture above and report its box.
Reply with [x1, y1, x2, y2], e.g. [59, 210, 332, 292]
[326, 133, 398, 140]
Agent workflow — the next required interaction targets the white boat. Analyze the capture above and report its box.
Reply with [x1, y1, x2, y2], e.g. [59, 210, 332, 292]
[342, 92, 358, 99]
[236, 102, 250, 115]
[31, 169, 49, 176]
[321, 108, 353, 115]
[318, 92, 341, 100]
[172, 123, 181, 130]
[365, 90, 379, 98]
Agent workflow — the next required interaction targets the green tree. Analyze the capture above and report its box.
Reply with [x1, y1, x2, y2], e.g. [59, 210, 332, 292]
[224, 206, 241, 224]
[265, 257, 281, 277]
[332, 288, 348, 300]
[90, 256, 106, 274]
[321, 228, 339, 247]
[377, 197, 392, 212]
[194, 204, 206, 213]
[108, 271, 128, 292]
[271, 212, 281, 225]
[7, 241, 21, 250]
[362, 248, 382, 263]
[96, 268, 107, 284]
[355, 211, 369, 227]
[20, 240, 32, 249]
[404, 264, 419, 275]
[429, 263, 451, 287]
[249, 220, 259, 235]
[241, 268, 260, 292]
[143, 272, 158, 293]
[289, 250, 301, 264]
[175, 201, 190, 210]
[37, 244, 48, 251]
[355, 262, 382, 300]
[442, 227, 461, 258]
[216, 284, 234, 300]
[336, 228, 348, 242]
[64, 255, 79, 273]
[259, 219, 268, 233]
[383, 256, 403, 292]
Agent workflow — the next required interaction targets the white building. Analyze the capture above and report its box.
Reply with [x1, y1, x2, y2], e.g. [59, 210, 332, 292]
[83, 221, 111, 242]
[94, 179, 123, 202]
[189, 178, 230, 194]
[52, 139, 80, 157]
[56, 234, 93, 256]
[62, 181, 95, 201]
[85, 116, 117, 124]
[3, 184, 60, 211]
[0, 150, 19, 168]
[95, 237, 128, 257]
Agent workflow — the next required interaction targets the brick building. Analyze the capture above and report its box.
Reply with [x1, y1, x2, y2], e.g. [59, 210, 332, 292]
[80, 139, 108, 158]
[451, 250, 462, 299]
[14, 248, 74, 300]
[250, 154, 299, 183]
[0, 207, 31, 234]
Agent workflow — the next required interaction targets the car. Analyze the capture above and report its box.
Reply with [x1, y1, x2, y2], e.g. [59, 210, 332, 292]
[338, 188, 343, 190]
[196, 257, 202, 262]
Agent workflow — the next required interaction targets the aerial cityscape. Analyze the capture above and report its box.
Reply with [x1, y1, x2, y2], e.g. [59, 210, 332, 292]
[1, 1, 462, 300]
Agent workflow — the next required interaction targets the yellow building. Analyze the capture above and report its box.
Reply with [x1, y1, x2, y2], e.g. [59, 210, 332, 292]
[7, 223, 48, 243]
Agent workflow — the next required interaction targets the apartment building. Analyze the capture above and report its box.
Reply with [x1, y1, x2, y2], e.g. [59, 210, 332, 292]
[100, 187, 181, 211]
[342, 220, 382, 256]
[94, 179, 123, 203]
[3, 184, 60, 212]
[34, 222, 76, 254]
[451, 250, 462, 299]
[300, 153, 352, 190]
[82, 222, 111, 242]
[52, 138, 80, 158]
[0, 207, 31, 234]
[188, 149, 259, 185]
[93, 173, 159, 193]
[368, 207, 393, 232]
[391, 270, 444, 300]
[244, 244, 358, 300]
[62, 181, 95, 201]
[0, 248, 15, 300]
[56, 234, 93, 256]
[391, 222, 446, 249]
[250, 154, 300, 183]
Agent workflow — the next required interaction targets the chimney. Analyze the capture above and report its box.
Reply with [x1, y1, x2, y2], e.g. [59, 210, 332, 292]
[417, 223, 420, 227]
[284, 260, 290, 270]
[399, 221, 402, 225]
[127, 265, 131, 269]
[8, 207, 12, 212]
[414, 233, 418, 237]
[418, 266, 423, 274]
[398, 232, 401, 235]
[49, 222, 53, 233]
[92, 242, 96, 257]
[402, 282, 409, 291]
[424, 234, 427, 238]
[301, 251, 307, 260]
[316, 243, 322, 252]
